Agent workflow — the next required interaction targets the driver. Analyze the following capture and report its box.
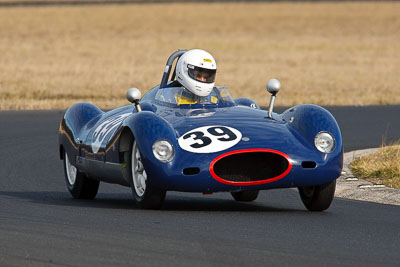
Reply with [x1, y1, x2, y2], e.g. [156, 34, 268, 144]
[174, 49, 218, 105]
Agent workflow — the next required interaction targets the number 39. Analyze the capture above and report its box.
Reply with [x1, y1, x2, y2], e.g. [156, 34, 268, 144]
[178, 125, 242, 153]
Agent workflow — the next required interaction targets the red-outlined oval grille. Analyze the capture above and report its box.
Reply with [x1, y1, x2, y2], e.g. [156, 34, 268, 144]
[209, 149, 292, 186]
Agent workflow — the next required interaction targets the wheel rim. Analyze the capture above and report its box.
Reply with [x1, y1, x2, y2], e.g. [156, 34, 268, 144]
[132, 142, 147, 197]
[65, 153, 77, 185]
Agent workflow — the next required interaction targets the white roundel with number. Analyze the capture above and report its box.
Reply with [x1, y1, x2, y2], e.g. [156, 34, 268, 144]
[178, 125, 242, 153]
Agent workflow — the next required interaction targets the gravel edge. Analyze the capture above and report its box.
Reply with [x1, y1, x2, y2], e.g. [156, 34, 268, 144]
[336, 148, 400, 206]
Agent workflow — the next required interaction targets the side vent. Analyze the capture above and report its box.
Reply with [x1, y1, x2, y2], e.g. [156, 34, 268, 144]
[301, 161, 317, 169]
[183, 167, 200, 175]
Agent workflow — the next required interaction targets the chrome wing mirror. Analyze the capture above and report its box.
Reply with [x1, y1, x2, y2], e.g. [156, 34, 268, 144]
[126, 88, 142, 112]
[266, 79, 281, 118]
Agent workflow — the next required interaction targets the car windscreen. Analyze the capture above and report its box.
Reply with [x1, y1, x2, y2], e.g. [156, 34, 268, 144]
[154, 86, 235, 109]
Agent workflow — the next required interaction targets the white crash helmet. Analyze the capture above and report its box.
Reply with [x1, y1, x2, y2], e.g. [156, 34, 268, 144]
[176, 49, 217, 97]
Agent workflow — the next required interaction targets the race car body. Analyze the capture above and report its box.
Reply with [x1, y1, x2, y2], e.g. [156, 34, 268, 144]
[59, 50, 343, 210]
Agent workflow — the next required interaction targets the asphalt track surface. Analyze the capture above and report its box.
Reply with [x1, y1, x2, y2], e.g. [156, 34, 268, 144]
[0, 106, 399, 266]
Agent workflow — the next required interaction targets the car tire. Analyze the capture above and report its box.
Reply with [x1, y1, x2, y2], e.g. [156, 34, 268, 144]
[231, 190, 259, 202]
[130, 140, 166, 209]
[298, 180, 336, 211]
[64, 151, 99, 199]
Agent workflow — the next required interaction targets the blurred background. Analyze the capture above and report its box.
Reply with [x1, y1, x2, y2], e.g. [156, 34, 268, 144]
[0, 0, 399, 109]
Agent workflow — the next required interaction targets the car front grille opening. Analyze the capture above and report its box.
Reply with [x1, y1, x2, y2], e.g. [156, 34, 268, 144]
[212, 152, 289, 183]
[183, 167, 200, 175]
[301, 161, 317, 168]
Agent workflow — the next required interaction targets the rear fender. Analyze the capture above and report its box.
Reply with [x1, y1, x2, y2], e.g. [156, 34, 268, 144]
[59, 102, 103, 165]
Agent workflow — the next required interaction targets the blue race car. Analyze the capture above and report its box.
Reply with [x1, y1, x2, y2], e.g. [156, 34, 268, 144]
[59, 49, 343, 211]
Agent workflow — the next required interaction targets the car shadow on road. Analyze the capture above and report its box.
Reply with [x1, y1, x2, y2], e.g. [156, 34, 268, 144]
[0, 190, 310, 213]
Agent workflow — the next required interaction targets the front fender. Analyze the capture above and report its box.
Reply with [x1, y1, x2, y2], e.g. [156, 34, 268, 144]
[123, 111, 177, 149]
[282, 104, 342, 150]
[122, 111, 178, 187]
[281, 104, 343, 180]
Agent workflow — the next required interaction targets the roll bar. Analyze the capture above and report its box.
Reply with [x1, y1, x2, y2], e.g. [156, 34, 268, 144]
[160, 49, 187, 88]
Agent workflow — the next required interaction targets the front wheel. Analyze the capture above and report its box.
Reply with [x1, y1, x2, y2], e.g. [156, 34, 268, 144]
[130, 140, 166, 209]
[63, 151, 99, 199]
[231, 190, 259, 202]
[298, 180, 336, 211]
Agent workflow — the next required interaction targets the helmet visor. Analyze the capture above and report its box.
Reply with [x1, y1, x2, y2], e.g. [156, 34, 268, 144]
[188, 64, 216, 84]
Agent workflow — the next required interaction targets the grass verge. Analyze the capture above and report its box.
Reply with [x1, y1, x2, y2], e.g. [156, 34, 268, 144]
[350, 142, 400, 189]
[1, 2, 400, 110]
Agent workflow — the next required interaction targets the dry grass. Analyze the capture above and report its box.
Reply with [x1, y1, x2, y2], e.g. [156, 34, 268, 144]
[0, 0, 141, 1]
[0, 2, 399, 110]
[0, 0, 144, 2]
[351, 142, 400, 189]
